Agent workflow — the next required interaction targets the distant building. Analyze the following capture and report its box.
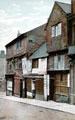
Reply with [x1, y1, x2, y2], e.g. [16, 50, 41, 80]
[0, 50, 6, 91]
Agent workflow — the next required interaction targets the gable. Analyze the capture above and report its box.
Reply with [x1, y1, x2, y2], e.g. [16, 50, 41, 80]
[46, 2, 71, 29]
[57, 2, 71, 14]
[48, 3, 66, 26]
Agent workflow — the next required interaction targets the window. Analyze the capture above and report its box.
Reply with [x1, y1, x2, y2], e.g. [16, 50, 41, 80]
[52, 26, 55, 37]
[16, 40, 21, 49]
[29, 39, 35, 43]
[56, 23, 61, 36]
[8, 62, 12, 70]
[7, 46, 11, 53]
[19, 62, 22, 69]
[7, 81, 12, 91]
[18, 59, 22, 69]
[52, 23, 62, 37]
[32, 59, 38, 68]
[54, 55, 65, 70]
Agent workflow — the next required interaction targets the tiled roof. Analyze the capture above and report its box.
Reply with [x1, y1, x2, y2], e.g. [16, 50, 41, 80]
[29, 43, 48, 59]
[56, 1, 71, 14]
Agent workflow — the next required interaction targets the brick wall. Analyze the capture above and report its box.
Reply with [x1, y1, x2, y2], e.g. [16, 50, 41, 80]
[46, 3, 68, 52]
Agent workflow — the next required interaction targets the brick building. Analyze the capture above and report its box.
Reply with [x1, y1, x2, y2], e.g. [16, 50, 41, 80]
[45, 1, 71, 102]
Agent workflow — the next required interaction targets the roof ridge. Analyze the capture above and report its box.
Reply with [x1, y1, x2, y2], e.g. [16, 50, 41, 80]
[23, 23, 46, 35]
[55, 1, 71, 5]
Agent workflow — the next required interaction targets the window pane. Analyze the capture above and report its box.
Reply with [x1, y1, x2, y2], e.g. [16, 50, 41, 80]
[54, 56, 58, 69]
[52, 26, 55, 37]
[56, 23, 61, 36]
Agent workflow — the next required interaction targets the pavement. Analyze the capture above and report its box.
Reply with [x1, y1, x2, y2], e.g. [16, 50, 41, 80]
[0, 92, 75, 115]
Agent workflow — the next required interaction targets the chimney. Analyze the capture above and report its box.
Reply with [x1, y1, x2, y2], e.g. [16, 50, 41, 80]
[17, 30, 21, 37]
[71, 0, 75, 14]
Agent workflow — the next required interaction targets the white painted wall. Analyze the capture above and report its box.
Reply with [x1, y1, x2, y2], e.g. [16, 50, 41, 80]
[39, 58, 47, 72]
[32, 58, 47, 74]
[44, 75, 49, 100]
[67, 74, 70, 87]
[22, 57, 32, 75]
[22, 57, 47, 75]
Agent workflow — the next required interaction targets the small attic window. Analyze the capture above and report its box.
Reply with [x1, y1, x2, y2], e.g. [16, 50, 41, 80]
[29, 39, 35, 43]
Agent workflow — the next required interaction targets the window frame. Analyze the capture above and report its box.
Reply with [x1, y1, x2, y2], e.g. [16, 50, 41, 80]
[32, 59, 38, 68]
[51, 22, 62, 38]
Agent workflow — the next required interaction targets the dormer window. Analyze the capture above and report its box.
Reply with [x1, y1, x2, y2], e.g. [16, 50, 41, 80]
[52, 23, 62, 37]
[29, 39, 34, 43]
[28, 36, 35, 43]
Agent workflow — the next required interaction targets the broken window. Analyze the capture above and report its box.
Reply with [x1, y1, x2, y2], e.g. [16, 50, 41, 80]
[32, 59, 38, 68]
[52, 23, 62, 37]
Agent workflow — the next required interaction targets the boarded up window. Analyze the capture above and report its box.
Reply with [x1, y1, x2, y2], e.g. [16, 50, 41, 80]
[54, 55, 65, 70]
[32, 59, 38, 68]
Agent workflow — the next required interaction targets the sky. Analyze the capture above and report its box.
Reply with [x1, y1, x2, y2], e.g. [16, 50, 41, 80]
[0, 0, 71, 51]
